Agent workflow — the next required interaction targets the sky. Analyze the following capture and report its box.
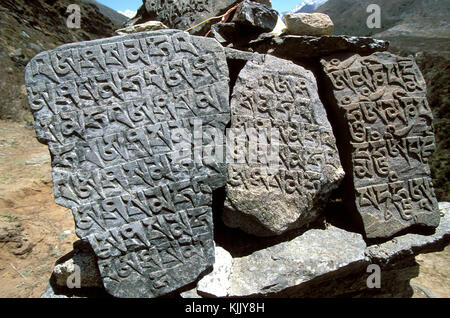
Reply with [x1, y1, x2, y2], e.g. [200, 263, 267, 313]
[97, 0, 302, 18]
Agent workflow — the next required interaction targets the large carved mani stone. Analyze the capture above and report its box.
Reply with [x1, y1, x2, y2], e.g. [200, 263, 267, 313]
[223, 54, 345, 237]
[321, 52, 440, 239]
[24, 30, 230, 297]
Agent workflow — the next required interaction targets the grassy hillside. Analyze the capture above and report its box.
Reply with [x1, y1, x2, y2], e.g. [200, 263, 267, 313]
[0, 0, 120, 122]
[415, 53, 450, 201]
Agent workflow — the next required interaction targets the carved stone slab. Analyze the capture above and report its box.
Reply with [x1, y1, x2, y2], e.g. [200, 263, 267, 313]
[128, 0, 241, 35]
[224, 54, 344, 236]
[321, 52, 440, 239]
[25, 30, 230, 297]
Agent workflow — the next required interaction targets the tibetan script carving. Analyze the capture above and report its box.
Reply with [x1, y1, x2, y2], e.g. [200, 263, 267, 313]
[321, 52, 440, 239]
[25, 30, 230, 297]
[223, 54, 344, 237]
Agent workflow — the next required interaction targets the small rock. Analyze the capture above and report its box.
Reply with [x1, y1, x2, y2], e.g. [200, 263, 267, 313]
[439, 202, 450, 216]
[0, 218, 21, 243]
[232, 0, 279, 33]
[180, 288, 202, 298]
[9, 48, 24, 58]
[9, 48, 29, 66]
[21, 31, 30, 38]
[11, 240, 33, 256]
[197, 246, 233, 297]
[224, 47, 254, 62]
[23, 42, 44, 54]
[25, 152, 51, 166]
[115, 21, 168, 35]
[211, 21, 273, 48]
[284, 12, 334, 36]
[59, 230, 72, 239]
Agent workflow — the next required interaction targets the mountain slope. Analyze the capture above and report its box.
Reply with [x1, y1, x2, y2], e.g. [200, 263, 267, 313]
[0, 0, 120, 121]
[81, 0, 128, 26]
[316, 0, 450, 39]
[290, 0, 328, 14]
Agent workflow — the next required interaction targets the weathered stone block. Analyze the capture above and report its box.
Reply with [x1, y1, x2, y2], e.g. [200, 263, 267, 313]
[224, 53, 344, 236]
[126, 0, 242, 35]
[250, 35, 390, 60]
[25, 30, 230, 298]
[321, 52, 440, 239]
[284, 13, 334, 36]
[232, 0, 279, 33]
[227, 225, 368, 297]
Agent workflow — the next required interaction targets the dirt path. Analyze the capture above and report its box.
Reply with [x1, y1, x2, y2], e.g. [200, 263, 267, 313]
[0, 120, 448, 298]
[0, 120, 77, 298]
[411, 246, 450, 298]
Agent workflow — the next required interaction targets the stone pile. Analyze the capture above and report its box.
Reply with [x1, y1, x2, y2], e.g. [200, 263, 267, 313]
[125, 0, 243, 35]
[24, 0, 449, 298]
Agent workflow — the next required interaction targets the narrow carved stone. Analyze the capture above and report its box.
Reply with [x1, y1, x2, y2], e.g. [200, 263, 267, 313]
[25, 30, 230, 297]
[321, 52, 440, 239]
[224, 53, 344, 236]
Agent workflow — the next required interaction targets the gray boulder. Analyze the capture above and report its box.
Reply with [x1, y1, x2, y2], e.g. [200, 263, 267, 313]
[228, 225, 367, 296]
[232, 0, 279, 33]
[197, 246, 233, 297]
[250, 35, 389, 60]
